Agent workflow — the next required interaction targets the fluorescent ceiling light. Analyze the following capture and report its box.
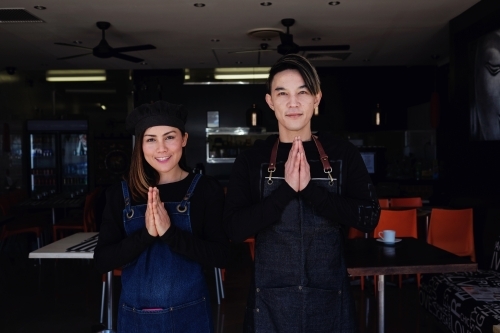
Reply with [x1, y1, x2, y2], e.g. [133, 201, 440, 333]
[184, 67, 270, 84]
[46, 69, 106, 82]
[214, 67, 270, 80]
[214, 73, 269, 80]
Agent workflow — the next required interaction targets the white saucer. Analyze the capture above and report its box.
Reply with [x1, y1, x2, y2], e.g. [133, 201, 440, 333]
[376, 238, 402, 244]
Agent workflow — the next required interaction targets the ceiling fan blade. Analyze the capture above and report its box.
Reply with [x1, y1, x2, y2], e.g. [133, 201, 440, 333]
[57, 53, 92, 60]
[228, 49, 276, 54]
[113, 44, 156, 53]
[279, 32, 294, 45]
[112, 52, 144, 63]
[298, 45, 351, 52]
[54, 42, 93, 50]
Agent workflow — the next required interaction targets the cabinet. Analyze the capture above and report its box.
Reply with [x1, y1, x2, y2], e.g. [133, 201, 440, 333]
[206, 127, 277, 163]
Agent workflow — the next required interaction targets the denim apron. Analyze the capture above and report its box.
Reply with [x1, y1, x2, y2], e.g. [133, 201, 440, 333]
[117, 174, 213, 333]
[251, 137, 356, 333]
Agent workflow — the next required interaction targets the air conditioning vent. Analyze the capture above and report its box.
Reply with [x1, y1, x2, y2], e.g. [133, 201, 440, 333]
[0, 8, 44, 23]
[304, 51, 351, 61]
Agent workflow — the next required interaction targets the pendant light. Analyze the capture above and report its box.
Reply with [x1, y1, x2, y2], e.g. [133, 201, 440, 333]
[246, 104, 263, 127]
[372, 103, 386, 126]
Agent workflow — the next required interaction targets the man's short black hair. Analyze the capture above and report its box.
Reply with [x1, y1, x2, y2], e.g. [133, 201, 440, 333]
[266, 54, 321, 95]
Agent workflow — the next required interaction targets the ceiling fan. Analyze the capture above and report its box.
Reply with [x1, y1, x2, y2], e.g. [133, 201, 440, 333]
[277, 18, 350, 55]
[55, 21, 156, 63]
[230, 18, 350, 56]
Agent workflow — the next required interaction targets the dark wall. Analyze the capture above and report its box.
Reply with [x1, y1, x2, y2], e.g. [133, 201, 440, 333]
[443, 0, 500, 197]
[437, 0, 500, 268]
[129, 66, 437, 181]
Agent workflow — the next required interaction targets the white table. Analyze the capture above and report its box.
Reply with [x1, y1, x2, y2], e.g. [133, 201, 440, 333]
[29, 232, 115, 333]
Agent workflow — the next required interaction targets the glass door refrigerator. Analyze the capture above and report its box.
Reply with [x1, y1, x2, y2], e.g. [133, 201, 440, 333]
[26, 120, 88, 197]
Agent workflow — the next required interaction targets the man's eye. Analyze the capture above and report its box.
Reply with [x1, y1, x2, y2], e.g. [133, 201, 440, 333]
[485, 61, 500, 76]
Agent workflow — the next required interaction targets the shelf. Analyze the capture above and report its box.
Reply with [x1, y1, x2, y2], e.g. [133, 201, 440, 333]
[206, 127, 277, 164]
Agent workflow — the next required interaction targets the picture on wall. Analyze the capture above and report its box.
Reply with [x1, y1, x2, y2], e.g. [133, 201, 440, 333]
[470, 28, 500, 141]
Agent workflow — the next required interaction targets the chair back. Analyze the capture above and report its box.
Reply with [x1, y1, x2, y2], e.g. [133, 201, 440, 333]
[83, 188, 102, 232]
[378, 199, 390, 208]
[348, 227, 366, 239]
[374, 209, 418, 239]
[390, 197, 422, 208]
[427, 208, 475, 261]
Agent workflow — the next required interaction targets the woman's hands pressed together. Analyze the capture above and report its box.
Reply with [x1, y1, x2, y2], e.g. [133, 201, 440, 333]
[146, 187, 171, 237]
[284, 136, 311, 192]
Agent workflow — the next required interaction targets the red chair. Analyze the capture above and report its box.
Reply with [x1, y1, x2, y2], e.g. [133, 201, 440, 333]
[390, 197, 422, 208]
[244, 236, 255, 261]
[378, 198, 390, 208]
[52, 188, 101, 241]
[0, 190, 48, 251]
[427, 208, 475, 261]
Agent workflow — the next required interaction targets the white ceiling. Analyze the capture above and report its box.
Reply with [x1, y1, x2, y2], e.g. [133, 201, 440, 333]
[0, 0, 479, 71]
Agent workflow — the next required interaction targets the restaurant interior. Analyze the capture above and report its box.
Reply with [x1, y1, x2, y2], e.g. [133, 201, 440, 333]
[1, 0, 500, 332]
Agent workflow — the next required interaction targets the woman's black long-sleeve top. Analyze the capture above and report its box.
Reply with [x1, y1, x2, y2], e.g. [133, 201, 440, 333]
[94, 173, 230, 274]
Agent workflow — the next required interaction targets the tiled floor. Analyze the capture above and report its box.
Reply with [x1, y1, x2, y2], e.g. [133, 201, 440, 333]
[0, 236, 447, 333]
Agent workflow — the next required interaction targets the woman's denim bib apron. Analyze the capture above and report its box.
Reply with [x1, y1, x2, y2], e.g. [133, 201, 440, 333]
[250, 137, 356, 333]
[118, 174, 213, 333]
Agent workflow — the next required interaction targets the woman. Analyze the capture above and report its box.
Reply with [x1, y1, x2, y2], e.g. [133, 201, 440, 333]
[94, 101, 229, 333]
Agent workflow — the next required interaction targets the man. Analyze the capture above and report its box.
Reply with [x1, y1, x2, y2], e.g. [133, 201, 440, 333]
[224, 54, 380, 333]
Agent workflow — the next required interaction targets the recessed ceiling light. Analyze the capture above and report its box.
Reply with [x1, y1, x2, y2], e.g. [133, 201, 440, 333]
[312, 37, 321, 41]
[211, 39, 220, 42]
[328, 1, 340, 6]
[260, 2, 272, 6]
[194, 3, 205, 7]
[140, 62, 148, 65]
[73, 40, 82, 45]
[34, 6, 46, 10]
[100, 104, 107, 110]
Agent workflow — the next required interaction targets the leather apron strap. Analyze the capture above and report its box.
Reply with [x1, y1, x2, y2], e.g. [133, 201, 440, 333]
[267, 135, 335, 185]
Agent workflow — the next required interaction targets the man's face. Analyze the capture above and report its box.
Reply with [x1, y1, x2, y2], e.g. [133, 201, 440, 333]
[265, 69, 321, 139]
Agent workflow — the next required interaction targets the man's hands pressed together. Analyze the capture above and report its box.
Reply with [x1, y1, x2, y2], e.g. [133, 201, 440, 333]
[284, 136, 311, 192]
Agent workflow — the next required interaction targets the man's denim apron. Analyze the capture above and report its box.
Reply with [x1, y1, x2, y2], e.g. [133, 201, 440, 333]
[250, 138, 356, 333]
[117, 174, 213, 333]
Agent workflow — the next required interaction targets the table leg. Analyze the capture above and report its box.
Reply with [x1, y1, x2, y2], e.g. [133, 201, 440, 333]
[106, 270, 115, 332]
[378, 274, 385, 333]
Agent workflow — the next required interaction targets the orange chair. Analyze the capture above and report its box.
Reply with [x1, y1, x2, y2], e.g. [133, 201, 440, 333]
[378, 198, 390, 208]
[244, 236, 255, 261]
[427, 208, 475, 262]
[0, 190, 48, 251]
[390, 197, 422, 208]
[374, 209, 419, 288]
[52, 188, 101, 241]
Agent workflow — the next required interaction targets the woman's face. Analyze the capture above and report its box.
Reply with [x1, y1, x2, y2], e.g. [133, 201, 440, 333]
[142, 125, 188, 182]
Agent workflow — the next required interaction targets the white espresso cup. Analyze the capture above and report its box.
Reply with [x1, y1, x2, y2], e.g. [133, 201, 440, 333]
[378, 230, 396, 243]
